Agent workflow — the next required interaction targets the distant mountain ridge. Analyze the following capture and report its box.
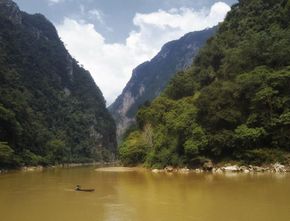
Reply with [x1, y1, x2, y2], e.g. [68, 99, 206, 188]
[0, 0, 116, 167]
[109, 28, 216, 140]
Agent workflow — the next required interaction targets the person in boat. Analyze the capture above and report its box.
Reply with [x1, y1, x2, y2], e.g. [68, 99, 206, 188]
[75, 185, 81, 191]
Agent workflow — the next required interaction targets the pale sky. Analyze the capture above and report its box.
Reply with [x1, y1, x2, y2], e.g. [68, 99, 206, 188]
[14, 0, 237, 105]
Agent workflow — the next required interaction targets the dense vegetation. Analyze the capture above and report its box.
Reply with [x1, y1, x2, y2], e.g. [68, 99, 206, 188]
[120, 0, 290, 168]
[109, 28, 216, 140]
[0, 0, 116, 168]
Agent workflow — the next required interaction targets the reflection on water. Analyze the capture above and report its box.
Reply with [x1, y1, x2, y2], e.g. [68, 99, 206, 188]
[0, 167, 290, 221]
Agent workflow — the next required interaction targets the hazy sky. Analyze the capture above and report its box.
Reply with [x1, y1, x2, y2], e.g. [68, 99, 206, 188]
[14, 0, 237, 105]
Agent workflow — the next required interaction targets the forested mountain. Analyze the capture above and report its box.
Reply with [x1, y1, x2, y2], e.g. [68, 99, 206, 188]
[109, 28, 216, 140]
[120, 0, 290, 168]
[0, 0, 116, 168]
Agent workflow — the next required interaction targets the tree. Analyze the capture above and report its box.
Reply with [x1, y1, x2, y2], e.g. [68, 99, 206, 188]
[119, 131, 148, 166]
[0, 142, 14, 164]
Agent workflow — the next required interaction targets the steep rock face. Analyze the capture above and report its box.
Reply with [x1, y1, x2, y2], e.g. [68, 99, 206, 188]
[109, 28, 216, 140]
[0, 0, 21, 24]
[0, 0, 116, 167]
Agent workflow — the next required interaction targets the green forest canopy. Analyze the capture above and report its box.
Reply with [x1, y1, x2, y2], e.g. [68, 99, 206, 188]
[0, 2, 116, 168]
[119, 0, 290, 168]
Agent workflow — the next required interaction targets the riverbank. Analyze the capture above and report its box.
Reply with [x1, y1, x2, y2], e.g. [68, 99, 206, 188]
[93, 162, 290, 175]
[150, 162, 290, 174]
[2, 161, 289, 175]
[22, 161, 121, 171]
[0, 161, 121, 174]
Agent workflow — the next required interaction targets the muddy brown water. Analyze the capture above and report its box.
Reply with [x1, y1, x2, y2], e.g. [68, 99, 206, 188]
[0, 166, 290, 221]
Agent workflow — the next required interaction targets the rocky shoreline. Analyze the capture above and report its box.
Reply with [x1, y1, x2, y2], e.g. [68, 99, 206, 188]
[151, 162, 290, 174]
[0, 169, 8, 174]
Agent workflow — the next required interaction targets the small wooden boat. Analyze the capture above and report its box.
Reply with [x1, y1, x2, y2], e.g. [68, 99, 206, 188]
[75, 185, 95, 192]
[76, 188, 95, 192]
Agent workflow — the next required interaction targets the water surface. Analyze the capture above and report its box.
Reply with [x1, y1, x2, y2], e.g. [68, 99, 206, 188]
[0, 167, 290, 221]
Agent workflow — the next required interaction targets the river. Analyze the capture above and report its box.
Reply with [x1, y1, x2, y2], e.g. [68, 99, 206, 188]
[0, 167, 290, 221]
